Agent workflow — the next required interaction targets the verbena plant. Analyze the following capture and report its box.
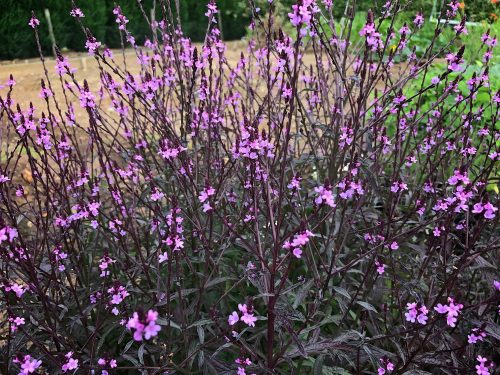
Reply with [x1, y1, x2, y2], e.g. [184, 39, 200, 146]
[0, 0, 498, 374]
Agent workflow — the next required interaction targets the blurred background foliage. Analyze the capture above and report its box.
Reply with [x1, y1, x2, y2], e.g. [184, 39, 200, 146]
[0, 0, 498, 60]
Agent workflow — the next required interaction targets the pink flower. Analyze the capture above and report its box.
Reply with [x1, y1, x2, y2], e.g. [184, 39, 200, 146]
[413, 13, 424, 28]
[293, 248, 303, 258]
[476, 356, 494, 375]
[28, 17, 40, 28]
[55, 56, 76, 75]
[230, 304, 257, 327]
[79, 88, 96, 108]
[85, 37, 101, 56]
[70, 8, 85, 18]
[468, 328, 487, 344]
[291, 230, 314, 247]
[378, 358, 394, 374]
[483, 202, 497, 219]
[405, 302, 428, 325]
[144, 311, 162, 339]
[375, 260, 386, 275]
[287, 176, 301, 190]
[228, 311, 239, 325]
[434, 297, 463, 327]
[205, 2, 218, 17]
[127, 310, 161, 341]
[417, 305, 429, 325]
[199, 186, 216, 203]
[108, 284, 129, 305]
[62, 352, 78, 372]
[150, 188, 165, 201]
[159, 252, 169, 263]
[285, 230, 314, 259]
[314, 185, 336, 207]
[472, 202, 484, 214]
[14, 355, 42, 375]
[241, 312, 257, 327]
[494, 280, 500, 291]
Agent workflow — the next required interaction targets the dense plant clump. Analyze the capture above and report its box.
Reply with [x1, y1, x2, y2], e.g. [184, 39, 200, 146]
[0, 0, 499, 373]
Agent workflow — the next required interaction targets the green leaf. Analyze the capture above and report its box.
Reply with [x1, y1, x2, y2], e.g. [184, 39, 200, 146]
[138, 343, 145, 365]
[356, 301, 378, 313]
[293, 279, 314, 309]
[188, 319, 213, 329]
[313, 354, 325, 375]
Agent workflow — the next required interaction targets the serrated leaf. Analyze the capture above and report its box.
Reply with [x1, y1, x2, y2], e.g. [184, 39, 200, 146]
[197, 325, 205, 344]
[156, 318, 181, 329]
[293, 279, 314, 309]
[205, 277, 234, 288]
[122, 339, 134, 355]
[356, 301, 378, 313]
[188, 319, 213, 329]
[123, 354, 140, 367]
[333, 286, 351, 299]
[313, 354, 325, 375]
[138, 343, 145, 364]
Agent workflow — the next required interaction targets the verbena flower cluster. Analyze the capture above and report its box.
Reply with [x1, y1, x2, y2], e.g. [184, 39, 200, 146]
[0, 0, 498, 373]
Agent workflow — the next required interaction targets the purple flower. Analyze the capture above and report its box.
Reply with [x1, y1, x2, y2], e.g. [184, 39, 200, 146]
[62, 352, 78, 373]
[229, 304, 257, 328]
[241, 312, 257, 327]
[199, 186, 216, 203]
[434, 298, 463, 327]
[127, 310, 161, 341]
[475, 356, 494, 375]
[28, 17, 40, 29]
[14, 355, 42, 375]
[228, 311, 239, 325]
[375, 260, 386, 275]
[314, 185, 336, 208]
[70, 8, 85, 18]
[405, 302, 428, 325]
[413, 13, 424, 28]
[468, 328, 487, 344]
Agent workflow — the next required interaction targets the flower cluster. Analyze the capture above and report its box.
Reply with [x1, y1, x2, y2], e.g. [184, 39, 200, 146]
[98, 254, 115, 277]
[107, 283, 129, 315]
[472, 202, 497, 219]
[228, 304, 258, 327]
[98, 357, 117, 374]
[13, 355, 42, 375]
[405, 302, 429, 325]
[468, 327, 487, 344]
[0, 226, 18, 244]
[288, 0, 319, 35]
[476, 356, 494, 375]
[314, 184, 336, 208]
[198, 185, 216, 212]
[283, 230, 314, 259]
[378, 357, 394, 375]
[61, 352, 78, 373]
[126, 310, 161, 341]
[359, 13, 384, 51]
[434, 298, 463, 327]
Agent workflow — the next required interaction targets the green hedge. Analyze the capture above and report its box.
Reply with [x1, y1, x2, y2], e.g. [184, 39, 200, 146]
[0, 0, 250, 60]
